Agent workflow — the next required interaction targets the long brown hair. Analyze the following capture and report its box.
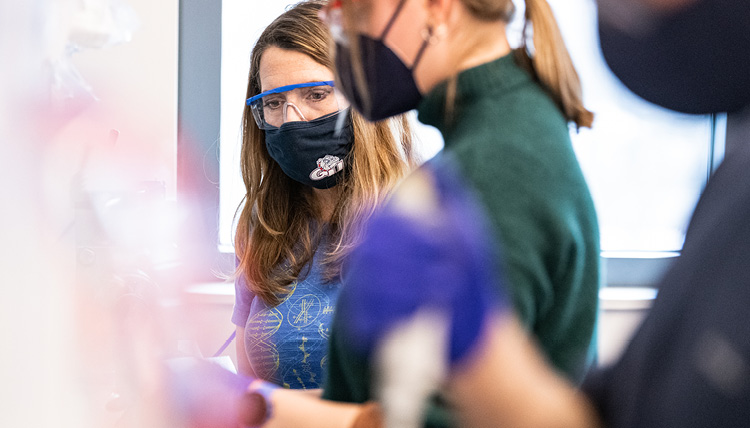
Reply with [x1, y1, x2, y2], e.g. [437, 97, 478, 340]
[339, 0, 593, 128]
[235, 0, 415, 306]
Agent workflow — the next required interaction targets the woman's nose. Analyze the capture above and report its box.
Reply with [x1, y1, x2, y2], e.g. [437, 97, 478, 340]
[283, 102, 307, 123]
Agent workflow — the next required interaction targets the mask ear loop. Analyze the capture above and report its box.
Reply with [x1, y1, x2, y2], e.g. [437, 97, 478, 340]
[411, 25, 437, 72]
[380, 0, 410, 39]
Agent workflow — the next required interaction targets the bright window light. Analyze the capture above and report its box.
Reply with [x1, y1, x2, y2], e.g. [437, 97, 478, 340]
[545, 0, 721, 252]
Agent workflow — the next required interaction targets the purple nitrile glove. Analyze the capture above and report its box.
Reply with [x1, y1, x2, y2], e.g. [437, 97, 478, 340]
[339, 158, 510, 365]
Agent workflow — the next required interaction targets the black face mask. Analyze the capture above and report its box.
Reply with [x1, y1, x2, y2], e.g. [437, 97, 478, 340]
[334, 0, 430, 122]
[264, 110, 353, 189]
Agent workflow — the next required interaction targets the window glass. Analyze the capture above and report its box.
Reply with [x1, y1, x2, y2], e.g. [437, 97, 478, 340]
[542, 0, 718, 252]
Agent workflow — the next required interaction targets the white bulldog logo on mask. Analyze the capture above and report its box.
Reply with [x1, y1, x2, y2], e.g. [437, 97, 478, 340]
[310, 155, 344, 181]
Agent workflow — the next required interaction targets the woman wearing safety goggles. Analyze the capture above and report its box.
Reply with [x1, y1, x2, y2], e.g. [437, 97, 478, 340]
[231, 0, 415, 400]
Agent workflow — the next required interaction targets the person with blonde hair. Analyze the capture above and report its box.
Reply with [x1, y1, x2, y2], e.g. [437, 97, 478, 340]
[232, 0, 414, 390]
[319, 0, 599, 416]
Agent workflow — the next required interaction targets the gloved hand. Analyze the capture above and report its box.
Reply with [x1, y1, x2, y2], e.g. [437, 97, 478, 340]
[339, 158, 510, 365]
[165, 358, 278, 428]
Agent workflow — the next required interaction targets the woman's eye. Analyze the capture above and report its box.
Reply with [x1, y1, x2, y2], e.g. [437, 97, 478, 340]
[308, 89, 331, 102]
[264, 99, 283, 109]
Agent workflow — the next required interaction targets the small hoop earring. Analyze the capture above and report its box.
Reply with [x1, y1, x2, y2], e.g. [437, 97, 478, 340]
[421, 23, 446, 45]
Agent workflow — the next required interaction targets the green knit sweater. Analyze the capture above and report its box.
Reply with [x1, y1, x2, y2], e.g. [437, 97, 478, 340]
[323, 52, 600, 426]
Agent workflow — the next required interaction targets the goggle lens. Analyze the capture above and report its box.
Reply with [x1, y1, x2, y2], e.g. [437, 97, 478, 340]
[247, 81, 342, 129]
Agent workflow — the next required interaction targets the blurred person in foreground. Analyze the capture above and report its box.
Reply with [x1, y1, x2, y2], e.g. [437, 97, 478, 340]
[579, 0, 750, 426]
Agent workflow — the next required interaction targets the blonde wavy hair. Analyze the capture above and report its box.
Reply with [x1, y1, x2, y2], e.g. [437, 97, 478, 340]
[235, 0, 415, 306]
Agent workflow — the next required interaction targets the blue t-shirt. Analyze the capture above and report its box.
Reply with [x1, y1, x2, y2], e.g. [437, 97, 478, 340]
[232, 244, 340, 389]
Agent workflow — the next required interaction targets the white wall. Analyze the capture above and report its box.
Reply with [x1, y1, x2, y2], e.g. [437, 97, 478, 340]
[68, 0, 178, 197]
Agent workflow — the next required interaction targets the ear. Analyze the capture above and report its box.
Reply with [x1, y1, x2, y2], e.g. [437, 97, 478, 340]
[424, 0, 455, 27]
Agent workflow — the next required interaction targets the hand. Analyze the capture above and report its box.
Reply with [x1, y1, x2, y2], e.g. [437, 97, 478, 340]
[165, 358, 277, 428]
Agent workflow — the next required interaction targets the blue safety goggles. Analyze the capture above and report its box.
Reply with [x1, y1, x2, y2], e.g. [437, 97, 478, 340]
[247, 81, 343, 130]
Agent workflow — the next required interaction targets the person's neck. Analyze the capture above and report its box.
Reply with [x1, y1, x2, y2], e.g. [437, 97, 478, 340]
[419, 21, 511, 94]
[312, 186, 339, 223]
[456, 29, 512, 74]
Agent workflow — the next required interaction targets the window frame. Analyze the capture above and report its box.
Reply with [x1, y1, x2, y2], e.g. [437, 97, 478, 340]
[178, 0, 233, 282]
[602, 112, 727, 287]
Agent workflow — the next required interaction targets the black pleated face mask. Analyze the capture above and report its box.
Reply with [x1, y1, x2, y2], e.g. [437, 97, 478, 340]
[264, 109, 353, 189]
